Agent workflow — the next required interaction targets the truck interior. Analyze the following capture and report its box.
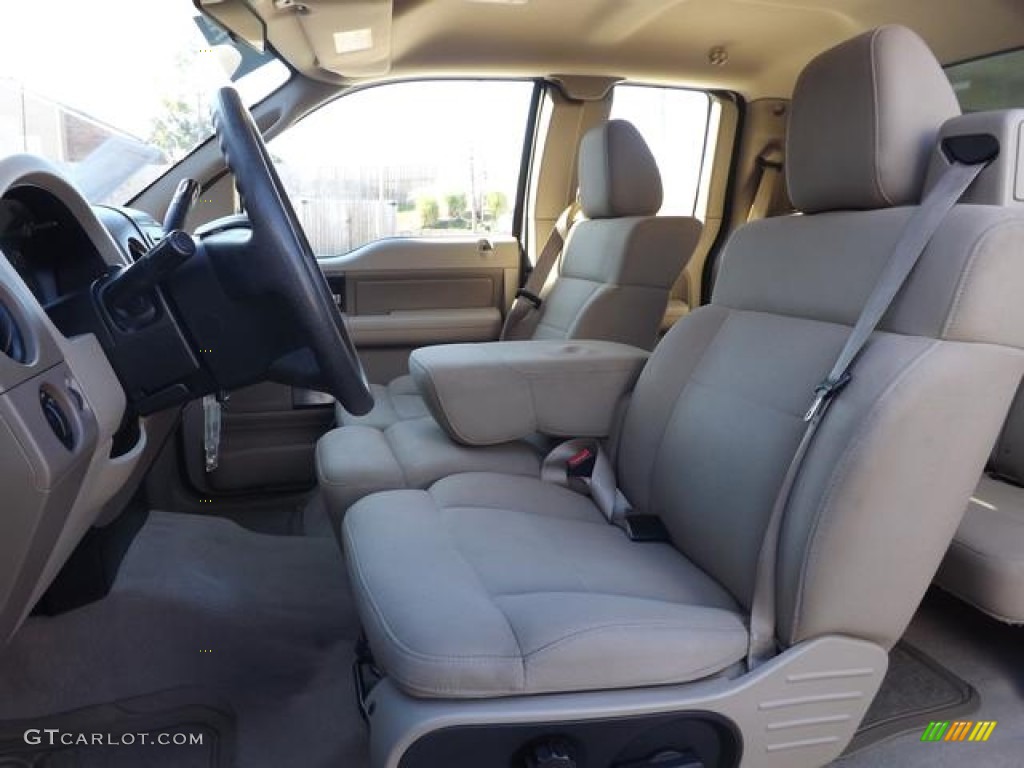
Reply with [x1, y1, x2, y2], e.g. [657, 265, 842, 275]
[0, 1, 1023, 767]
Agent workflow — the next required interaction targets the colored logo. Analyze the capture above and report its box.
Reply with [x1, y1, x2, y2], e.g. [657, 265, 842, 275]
[921, 721, 997, 742]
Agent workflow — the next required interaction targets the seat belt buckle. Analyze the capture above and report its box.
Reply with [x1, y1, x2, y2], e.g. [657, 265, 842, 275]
[804, 371, 851, 422]
[624, 514, 671, 543]
[566, 446, 597, 478]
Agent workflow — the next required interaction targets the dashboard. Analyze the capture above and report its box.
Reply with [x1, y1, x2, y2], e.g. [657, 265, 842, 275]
[0, 155, 149, 648]
[0, 146, 344, 649]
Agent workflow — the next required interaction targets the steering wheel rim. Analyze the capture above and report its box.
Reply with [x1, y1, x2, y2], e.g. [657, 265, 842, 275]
[212, 86, 373, 415]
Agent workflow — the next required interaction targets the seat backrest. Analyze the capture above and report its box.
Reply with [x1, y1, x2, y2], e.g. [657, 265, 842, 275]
[531, 120, 702, 351]
[928, 109, 1024, 484]
[615, 25, 1024, 651]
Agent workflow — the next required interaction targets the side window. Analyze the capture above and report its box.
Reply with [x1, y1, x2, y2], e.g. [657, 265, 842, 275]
[270, 80, 535, 256]
[946, 49, 1024, 111]
[609, 84, 713, 218]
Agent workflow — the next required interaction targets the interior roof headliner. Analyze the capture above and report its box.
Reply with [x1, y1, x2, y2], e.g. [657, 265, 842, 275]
[205, 0, 1024, 98]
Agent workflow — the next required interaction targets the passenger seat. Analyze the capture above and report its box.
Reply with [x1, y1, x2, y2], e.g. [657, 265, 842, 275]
[336, 119, 702, 430]
[937, 166, 1024, 623]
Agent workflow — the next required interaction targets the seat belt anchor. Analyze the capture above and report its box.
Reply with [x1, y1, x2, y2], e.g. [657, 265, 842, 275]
[514, 288, 543, 309]
[804, 372, 851, 422]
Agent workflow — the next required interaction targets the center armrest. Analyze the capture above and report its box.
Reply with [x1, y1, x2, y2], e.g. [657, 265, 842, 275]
[409, 340, 649, 446]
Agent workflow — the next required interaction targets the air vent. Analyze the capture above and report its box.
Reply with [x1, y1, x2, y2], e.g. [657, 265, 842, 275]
[0, 300, 27, 363]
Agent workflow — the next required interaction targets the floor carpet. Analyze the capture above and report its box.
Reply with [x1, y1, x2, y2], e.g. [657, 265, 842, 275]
[0, 511, 368, 768]
[845, 642, 978, 754]
[3, 507, 1022, 768]
[0, 688, 234, 767]
[836, 589, 1024, 767]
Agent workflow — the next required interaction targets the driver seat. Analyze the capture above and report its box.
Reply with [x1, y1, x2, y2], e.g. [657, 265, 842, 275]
[342, 26, 1024, 767]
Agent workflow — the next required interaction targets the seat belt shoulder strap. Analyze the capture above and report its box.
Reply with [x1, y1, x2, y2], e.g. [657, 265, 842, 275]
[745, 136, 996, 669]
[501, 201, 579, 340]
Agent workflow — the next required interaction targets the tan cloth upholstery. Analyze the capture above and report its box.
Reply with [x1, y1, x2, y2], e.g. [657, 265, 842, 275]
[317, 418, 543, 517]
[936, 474, 1024, 623]
[346, 376, 430, 431]
[342, 27, 1024, 699]
[787, 24, 960, 213]
[577, 119, 663, 219]
[409, 340, 649, 446]
[337, 119, 698, 430]
[923, 110, 1024, 622]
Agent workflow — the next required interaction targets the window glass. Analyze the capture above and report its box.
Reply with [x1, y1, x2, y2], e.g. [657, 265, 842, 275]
[0, 1, 288, 205]
[610, 85, 712, 217]
[270, 80, 535, 256]
[946, 49, 1024, 111]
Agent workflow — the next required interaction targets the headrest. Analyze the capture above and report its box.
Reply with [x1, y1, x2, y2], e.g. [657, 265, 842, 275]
[787, 25, 961, 214]
[578, 120, 663, 219]
[923, 110, 1024, 206]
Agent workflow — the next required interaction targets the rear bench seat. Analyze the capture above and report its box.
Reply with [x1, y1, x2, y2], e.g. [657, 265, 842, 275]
[933, 109, 1024, 622]
[937, 385, 1024, 621]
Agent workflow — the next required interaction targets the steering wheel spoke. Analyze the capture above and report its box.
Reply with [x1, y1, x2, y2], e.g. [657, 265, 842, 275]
[212, 87, 373, 415]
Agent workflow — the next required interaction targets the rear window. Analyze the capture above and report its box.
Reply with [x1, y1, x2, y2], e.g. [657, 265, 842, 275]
[946, 49, 1024, 111]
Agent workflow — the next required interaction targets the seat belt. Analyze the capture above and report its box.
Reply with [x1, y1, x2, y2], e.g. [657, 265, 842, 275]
[745, 134, 998, 670]
[541, 439, 672, 542]
[746, 148, 784, 223]
[541, 439, 626, 525]
[501, 201, 580, 341]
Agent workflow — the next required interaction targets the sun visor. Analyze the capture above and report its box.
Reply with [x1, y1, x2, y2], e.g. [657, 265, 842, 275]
[286, 0, 393, 77]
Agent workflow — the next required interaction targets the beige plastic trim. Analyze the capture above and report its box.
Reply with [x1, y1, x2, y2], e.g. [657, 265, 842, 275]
[682, 93, 740, 309]
[527, 86, 611, 263]
[729, 98, 790, 231]
[348, 308, 501, 347]
[367, 635, 888, 768]
[0, 156, 142, 645]
[321, 235, 520, 275]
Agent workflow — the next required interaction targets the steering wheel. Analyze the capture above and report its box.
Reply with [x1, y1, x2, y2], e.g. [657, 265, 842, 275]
[211, 86, 373, 415]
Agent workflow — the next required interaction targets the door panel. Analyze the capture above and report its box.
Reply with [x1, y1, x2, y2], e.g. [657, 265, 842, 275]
[321, 235, 519, 383]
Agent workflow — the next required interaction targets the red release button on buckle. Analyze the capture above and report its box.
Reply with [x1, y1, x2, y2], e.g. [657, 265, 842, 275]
[567, 447, 594, 469]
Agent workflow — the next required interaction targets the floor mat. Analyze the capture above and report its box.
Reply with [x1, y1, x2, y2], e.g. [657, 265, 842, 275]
[0, 512, 368, 768]
[845, 642, 978, 754]
[0, 688, 233, 767]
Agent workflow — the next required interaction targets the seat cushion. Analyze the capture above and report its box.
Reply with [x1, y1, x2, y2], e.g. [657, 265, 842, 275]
[317, 418, 543, 520]
[337, 375, 430, 430]
[343, 473, 748, 698]
[935, 474, 1024, 623]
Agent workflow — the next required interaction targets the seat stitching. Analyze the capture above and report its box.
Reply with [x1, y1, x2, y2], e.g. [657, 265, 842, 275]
[789, 339, 940, 642]
[933, 584, 1024, 626]
[436, 502, 606, 525]
[867, 28, 893, 206]
[491, 587, 725, 606]
[947, 537, 1024, 567]
[563, 281, 605, 339]
[686, 378, 804, 419]
[435, 504, 528, 686]
[941, 219, 1022, 340]
[382, 427, 411, 488]
[344, 516, 523, 664]
[642, 308, 732, 509]
[440, 502, 594, 612]
[523, 621, 746, 661]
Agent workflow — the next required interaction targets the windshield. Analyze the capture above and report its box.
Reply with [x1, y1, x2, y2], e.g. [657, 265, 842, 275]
[0, 1, 289, 205]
